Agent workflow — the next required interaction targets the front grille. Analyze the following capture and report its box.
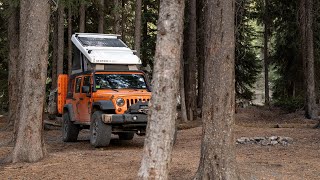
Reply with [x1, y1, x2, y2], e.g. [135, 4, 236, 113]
[126, 98, 150, 109]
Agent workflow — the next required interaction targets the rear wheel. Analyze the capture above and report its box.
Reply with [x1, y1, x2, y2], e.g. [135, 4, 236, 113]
[118, 132, 134, 140]
[62, 112, 79, 142]
[90, 111, 112, 147]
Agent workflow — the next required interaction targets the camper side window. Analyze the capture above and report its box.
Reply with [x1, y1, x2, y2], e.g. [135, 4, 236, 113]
[72, 44, 81, 70]
[75, 77, 82, 93]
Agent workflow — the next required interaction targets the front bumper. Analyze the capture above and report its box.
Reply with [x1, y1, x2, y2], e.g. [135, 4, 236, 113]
[102, 113, 148, 124]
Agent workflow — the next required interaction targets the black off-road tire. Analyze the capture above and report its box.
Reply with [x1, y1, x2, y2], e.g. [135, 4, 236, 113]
[118, 132, 135, 140]
[62, 112, 79, 142]
[90, 111, 112, 147]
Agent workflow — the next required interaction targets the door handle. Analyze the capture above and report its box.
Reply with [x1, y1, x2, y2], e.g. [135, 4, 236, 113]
[79, 98, 84, 100]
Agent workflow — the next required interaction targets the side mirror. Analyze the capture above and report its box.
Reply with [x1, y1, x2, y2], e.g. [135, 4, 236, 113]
[82, 86, 90, 93]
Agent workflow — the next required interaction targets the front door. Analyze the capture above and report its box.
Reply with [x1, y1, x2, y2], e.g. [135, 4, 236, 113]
[72, 77, 82, 121]
[79, 75, 91, 122]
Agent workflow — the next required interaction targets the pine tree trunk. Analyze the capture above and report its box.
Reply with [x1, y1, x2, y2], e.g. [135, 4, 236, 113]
[98, 0, 105, 33]
[300, 0, 317, 119]
[12, 0, 50, 163]
[138, 0, 185, 178]
[79, 3, 86, 33]
[7, 4, 20, 136]
[264, 0, 270, 106]
[121, 0, 127, 42]
[134, 0, 142, 57]
[180, 56, 189, 122]
[196, 0, 204, 109]
[141, 2, 148, 66]
[114, 0, 121, 34]
[194, 0, 239, 179]
[51, 12, 58, 90]
[186, 0, 197, 121]
[68, 7, 72, 75]
[57, 3, 65, 76]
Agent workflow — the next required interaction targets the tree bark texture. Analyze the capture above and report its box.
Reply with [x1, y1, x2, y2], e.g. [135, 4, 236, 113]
[51, 11, 58, 90]
[114, 0, 121, 34]
[194, 0, 239, 179]
[138, 0, 185, 179]
[299, 0, 317, 119]
[68, 7, 73, 75]
[121, 0, 127, 42]
[134, 0, 142, 57]
[98, 0, 105, 33]
[7, 3, 20, 136]
[264, 0, 270, 106]
[180, 54, 189, 122]
[79, 3, 86, 33]
[57, 3, 65, 76]
[196, 0, 204, 109]
[141, 2, 148, 66]
[12, 0, 50, 163]
[185, 0, 197, 121]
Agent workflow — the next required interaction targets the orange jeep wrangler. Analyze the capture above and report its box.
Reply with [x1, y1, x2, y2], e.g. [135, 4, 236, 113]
[55, 33, 151, 147]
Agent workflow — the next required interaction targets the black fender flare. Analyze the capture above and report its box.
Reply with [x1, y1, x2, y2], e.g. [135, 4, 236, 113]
[63, 104, 75, 122]
[92, 100, 115, 111]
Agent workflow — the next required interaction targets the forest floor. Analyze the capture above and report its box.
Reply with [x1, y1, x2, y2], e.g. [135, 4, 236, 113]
[0, 106, 320, 179]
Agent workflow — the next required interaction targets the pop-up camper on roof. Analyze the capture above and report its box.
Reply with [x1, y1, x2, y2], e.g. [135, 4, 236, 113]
[49, 33, 152, 148]
[71, 33, 141, 74]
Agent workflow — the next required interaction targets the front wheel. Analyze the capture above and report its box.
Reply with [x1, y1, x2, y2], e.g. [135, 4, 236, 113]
[90, 111, 112, 147]
[62, 112, 79, 142]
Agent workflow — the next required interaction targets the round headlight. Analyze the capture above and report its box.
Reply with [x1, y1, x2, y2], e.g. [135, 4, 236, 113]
[116, 98, 125, 107]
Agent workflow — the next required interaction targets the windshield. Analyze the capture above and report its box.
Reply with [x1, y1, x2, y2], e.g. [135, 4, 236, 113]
[95, 74, 147, 89]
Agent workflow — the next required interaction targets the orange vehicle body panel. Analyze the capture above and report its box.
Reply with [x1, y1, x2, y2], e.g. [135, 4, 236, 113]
[57, 74, 68, 115]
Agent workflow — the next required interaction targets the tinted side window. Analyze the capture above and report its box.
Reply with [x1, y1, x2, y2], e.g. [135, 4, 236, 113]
[83, 76, 91, 87]
[75, 77, 82, 93]
[72, 44, 81, 70]
[67, 78, 75, 98]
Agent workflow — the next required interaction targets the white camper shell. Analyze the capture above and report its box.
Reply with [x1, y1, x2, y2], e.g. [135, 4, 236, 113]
[71, 33, 141, 74]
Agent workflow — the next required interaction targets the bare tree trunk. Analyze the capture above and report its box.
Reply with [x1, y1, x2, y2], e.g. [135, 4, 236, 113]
[51, 11, 58, 90]
[264, 0, 270, 106]
[7, 3, 20, 136]
[12, 0, 50, 163]
[194, 0, 239, 179]
[300, 0, 317, 119]
[121, 0, 127, 42]
[79, 3, 86, 33]
[134, 0, 142, 57]
[138, 0, 185, 178]
[186, 0, 197, 121]
[196, 0, 204, 109]
[68, 6, 72, 75]
[98, 0, 105, 33]
[180, 56, 188, 122]
[141, 2, 148, 66]
[114, 0, 121, 34]
[57, 3, 65, 77]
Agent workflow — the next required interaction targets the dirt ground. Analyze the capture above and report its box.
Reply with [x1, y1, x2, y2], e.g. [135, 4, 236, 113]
[0, 106, 320, 179]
